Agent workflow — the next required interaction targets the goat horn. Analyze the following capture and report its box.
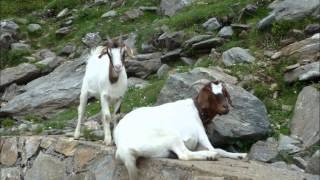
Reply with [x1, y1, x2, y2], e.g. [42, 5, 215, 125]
[190, 79, 211, 89]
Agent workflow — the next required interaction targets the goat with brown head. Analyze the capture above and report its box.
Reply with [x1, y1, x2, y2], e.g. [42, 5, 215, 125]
[193, 80, 233, 125]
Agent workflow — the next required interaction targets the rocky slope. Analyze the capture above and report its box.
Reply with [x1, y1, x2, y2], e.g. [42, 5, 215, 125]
[0, 0, 319, 179]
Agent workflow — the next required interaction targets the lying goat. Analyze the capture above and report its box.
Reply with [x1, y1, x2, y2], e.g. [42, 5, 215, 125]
[114, 80, 247, 180]
[74, 38, 133, 145]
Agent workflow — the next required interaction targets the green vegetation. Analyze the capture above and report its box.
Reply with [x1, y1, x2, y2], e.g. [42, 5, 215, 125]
[83, 127, 102, 141]
[0, 118, 16, 128]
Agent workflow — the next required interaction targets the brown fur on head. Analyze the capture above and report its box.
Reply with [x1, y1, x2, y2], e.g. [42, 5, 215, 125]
[193, 80, 233, 125]
[99, 36, 134, 60]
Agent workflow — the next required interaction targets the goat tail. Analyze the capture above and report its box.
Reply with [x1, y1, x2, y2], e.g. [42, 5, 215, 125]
[116, 147, 138, 180]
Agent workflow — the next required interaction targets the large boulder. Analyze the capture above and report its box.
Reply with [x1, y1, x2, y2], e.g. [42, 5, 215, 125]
[202, 17, 221, 31]
[157, 31, 184, 50]
[248, 138, 279, 163]
[222, 47, 255, 66]
[257, 0, 320, 29]
[290, 86, 320, 148]
[125, 58, 162, 79]
[0, 57, 86, 118]
[0, 63, 41, 90]
[306, 150, 320, 175]
[160, 0, 193, 16]
[156, 67, 270, 145]
[82, 32, 101, 47]
[278, 33, 320, 63]
[284, 61, 320, 83]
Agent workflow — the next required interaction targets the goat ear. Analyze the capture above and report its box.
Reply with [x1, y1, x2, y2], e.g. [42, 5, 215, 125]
[222, 83, 233, 107]
[124, 45, 135, 59]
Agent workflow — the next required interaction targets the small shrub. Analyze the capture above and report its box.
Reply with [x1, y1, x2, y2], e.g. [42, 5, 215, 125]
[0, 118, 15, 128]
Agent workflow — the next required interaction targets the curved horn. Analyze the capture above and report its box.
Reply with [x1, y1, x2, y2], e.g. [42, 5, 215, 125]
[190, 79, 211, 90]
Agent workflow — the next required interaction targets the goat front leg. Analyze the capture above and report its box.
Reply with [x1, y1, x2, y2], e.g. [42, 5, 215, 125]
[74, 91, 88, 140]
[113, 98, 122, 115]
[198, 128, 247, 160]
[101, 94, 112, 145]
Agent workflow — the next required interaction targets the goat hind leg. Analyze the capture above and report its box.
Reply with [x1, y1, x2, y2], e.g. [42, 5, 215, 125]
[74, 91, 88, 139]
[214, 148, 247, 159]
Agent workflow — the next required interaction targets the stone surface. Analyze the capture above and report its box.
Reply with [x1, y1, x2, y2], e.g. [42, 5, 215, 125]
[160, 0, 193, 16]
[0, 63, 40, 90]
[306, 150, 320, 175]
[82, 32, 101, 47]
[0, 57, 86, 118]
[290, 86, 320, 148]
[157, 64, 170, 78]
[56, 8, 69, 18]
[181, 57, 196, 66]
[161, 48, 181, 63]
[0, 137, 18, 166]
[27, 23, 42, 33]
[248, 138, 279, 162]
[54, 138, 79, 156]
[191, 38, 223, 53]
[135, 52, 162, 61]
[284, 61, 320, 83]
[1, 83, 23, 102]
[184, 35, 213, 47]
[55, 27, 71, 36]
[278, 134, 302, 154]
[279, 33, 320, 62]
[202, 17, 221, 31]
[158, 31, 184, 50]
[125, 58, 161, 79]
[60, 44, 76, 56]
[101, 10, 117, 18]
[156, 67, 269, 144]
[0, 167, 21, 180]
[123, 9, 144, 20]
[257, 0, 320, 29]
[127, 77, 150, 89]
[217, 26, 234, 38]
[2, 136, 318, 180]
[24, 136, 41, 159]
[222, 47, 255, 66]
[304, 23, 320, 35]
[11, 42, 31, 52]
[25, 152, 67, 180]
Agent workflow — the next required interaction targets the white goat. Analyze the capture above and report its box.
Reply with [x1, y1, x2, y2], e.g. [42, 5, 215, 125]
[74, 38, 133, 145]
[114, 80, 247, 180]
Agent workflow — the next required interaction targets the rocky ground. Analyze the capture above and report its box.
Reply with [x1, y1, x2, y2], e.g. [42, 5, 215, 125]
[0, 0, 319, 179]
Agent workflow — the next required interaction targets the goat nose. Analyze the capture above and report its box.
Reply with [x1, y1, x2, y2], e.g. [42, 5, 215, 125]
[114, 64, 122, 70]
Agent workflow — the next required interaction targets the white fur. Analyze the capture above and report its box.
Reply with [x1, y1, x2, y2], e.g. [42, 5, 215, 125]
[74, 46, 127, 145]
[211, 83, 223, 95]
[114, 96, 247, 180]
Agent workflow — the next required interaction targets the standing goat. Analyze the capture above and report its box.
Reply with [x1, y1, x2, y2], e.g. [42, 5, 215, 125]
[74, 37, 133, 145]
[114, 80, 247, 180]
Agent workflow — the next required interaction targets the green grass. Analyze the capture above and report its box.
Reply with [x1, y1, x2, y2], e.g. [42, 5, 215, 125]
[121, 76, 166, 113]
[0, 50, 31, 70]
[0, 118, 16, 128]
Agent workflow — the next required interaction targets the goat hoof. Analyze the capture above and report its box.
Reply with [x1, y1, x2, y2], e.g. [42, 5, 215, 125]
[238, 153, 247, 160]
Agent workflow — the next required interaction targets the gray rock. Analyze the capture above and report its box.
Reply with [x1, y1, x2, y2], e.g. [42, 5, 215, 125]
[139, 6, 158, 12]
[181, 57, 196, 66]
[304, 23, 320, 35]
[0, 167, 21, 180]
[1, 83, 23, 102]
[18, 123, 28, 131]
[184, 35, 213, 47]
[124, 32, 137, 52]
[0, 137, 18, 166]
[27, 23, 42, 33]
[55, 27, 71, 36]
[60, 44, 76, 56]
[0, 32, 16, 50]
[141, 43, 156, 53]
[135, 52, 162, 61]
[161, 49, 181, 63]
[158, 31, 184, 50]
[291, 86, 320, 148]
[160, 0, 193, 16]
[0, 20, 19, 33]
[0, 63, 40, 90]
[82, 32, 101, 47]
[217, 26, 234, 38]
[25, 152, 67, 180]
[123, 9, 144, 20]
[284, 61, 320, 83]
[101, 10, 117, 18]
[10, 42, 31, 52]
[293, 156, 308, 170]
[306, 150, 320, 175]
[202, 17, 221, 31]
[257, 0, 320, 29]
[278, 134, 302, 154]
[125, 58, 161, 79]
[127, 77, 150, 89]
[191, 38, 223, 52]
[248, 138, 279, 162]
[0, 57, 86, 118]
[271, 161, 305, 173]
[24, 136, 41, 159]
[56, 8, 69, 19]
[222, 47, 255, 66]
[157, 64, 170, 78]
[156, 67, 269, 144]
[231, 23, 251, 31]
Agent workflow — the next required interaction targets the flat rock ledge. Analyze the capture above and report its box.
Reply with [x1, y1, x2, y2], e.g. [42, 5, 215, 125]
[1, 136, 318, 180]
